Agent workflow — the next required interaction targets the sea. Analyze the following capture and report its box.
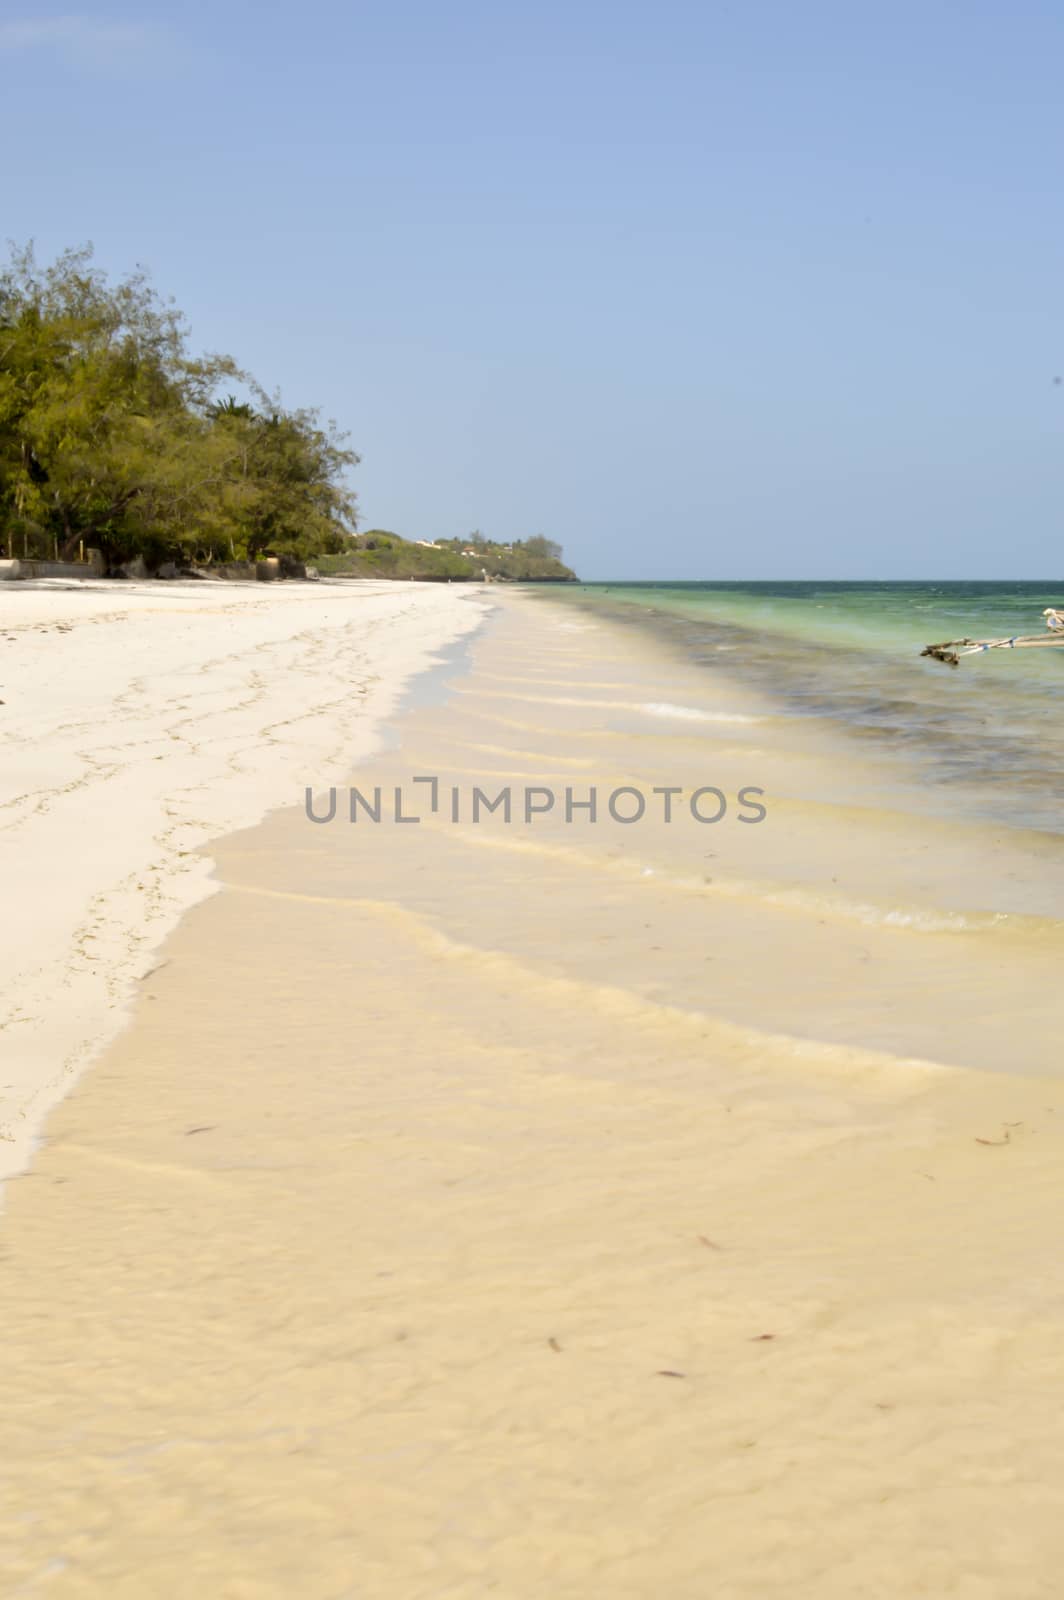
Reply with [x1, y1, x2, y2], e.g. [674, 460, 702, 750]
[549, 581, 1064, 837]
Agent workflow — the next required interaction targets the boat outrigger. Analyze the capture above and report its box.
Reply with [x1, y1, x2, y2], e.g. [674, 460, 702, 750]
[922, 608, 1064, 667]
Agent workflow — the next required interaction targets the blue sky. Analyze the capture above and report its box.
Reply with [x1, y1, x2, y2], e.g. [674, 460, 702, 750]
[3, 2, 1062, 579]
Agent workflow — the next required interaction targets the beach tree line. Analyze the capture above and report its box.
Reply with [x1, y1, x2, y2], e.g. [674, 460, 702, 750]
[0, 244, 358, 568]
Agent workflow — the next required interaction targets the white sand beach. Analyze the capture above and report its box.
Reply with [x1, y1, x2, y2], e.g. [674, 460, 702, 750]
[9, 0, 1064, 1588]
[3, 589, 1064, 1597]
[0, 579, 487, 1185]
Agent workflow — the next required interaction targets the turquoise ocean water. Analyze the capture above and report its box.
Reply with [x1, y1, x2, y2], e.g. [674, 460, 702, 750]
[552, 581, 1064, 835]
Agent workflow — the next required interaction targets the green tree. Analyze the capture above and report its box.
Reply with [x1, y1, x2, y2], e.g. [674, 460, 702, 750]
[207, 398, 358, 562]
[522, 535, 562, 560]
[0, 244, 237, 560]
[0, 244, 359, 568]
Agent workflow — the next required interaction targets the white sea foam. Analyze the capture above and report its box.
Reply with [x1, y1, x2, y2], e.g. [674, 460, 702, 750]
[639, 702, 761, 724]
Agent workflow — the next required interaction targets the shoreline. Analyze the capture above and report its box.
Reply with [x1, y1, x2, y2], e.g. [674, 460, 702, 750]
[0, 578, 490, 1188]
[4, 592, 1064, 1594]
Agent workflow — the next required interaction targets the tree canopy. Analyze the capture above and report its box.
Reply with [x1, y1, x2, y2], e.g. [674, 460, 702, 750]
[520, 535, 562, 560]
[0, 244, 358, 567]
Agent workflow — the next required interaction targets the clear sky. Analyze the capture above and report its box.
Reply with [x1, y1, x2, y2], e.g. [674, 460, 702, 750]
[3, 2, 1062, 579]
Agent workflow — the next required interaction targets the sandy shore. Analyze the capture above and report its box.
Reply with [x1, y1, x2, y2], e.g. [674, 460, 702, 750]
[3, 592, 1064, 1596]
[0, 579, 487, 1185]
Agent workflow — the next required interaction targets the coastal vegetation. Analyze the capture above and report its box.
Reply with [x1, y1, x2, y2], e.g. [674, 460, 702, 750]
[0, 244, 575, 582]
[0, 241, 572, 576]
[316, 531, 576, 582]
[0, 244, 358, 571]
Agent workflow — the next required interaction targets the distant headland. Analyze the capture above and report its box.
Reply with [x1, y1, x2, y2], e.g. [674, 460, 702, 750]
[317, 531, 576, 584]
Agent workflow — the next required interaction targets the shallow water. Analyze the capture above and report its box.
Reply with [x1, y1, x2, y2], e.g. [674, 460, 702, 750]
[545, 581, 1064, 835]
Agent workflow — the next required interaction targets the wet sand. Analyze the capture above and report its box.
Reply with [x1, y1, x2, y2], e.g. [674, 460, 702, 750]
[3, 594, 1064, 1597]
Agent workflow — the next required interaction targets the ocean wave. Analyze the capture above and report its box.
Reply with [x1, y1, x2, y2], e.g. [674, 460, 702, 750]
[454, 685, 763, 723]
[639, 702, 761, 724]
[228, 882, 956, 1081]
[424, 824, 1061, 939]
